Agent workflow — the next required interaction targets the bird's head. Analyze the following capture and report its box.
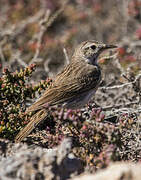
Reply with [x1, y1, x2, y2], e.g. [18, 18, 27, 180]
[73, 40, 117, 65]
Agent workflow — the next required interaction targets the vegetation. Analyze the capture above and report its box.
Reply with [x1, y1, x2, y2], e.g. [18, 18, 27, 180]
[0, 0, 140, 172]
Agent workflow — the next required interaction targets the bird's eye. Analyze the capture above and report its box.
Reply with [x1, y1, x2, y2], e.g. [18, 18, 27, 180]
[90, 45, 96, 50]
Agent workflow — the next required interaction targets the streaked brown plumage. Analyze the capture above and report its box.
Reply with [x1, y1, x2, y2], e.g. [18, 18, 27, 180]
[15, 40, 117, 142]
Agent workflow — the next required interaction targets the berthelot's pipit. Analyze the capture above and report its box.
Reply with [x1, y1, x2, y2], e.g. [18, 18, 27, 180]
[15, 40, 117, 142]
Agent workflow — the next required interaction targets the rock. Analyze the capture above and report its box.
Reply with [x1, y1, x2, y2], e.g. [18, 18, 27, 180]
[72, 162, 141, 180]
[0, 138, 84, 180]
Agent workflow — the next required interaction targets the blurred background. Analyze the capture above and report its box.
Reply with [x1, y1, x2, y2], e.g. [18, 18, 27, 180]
[0, 0, 140, 80]
[0, 0, 141, 111]
[0, 1, 140, 171]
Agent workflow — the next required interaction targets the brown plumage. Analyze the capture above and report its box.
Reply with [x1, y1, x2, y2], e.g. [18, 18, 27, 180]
[15, 40, 117, 142]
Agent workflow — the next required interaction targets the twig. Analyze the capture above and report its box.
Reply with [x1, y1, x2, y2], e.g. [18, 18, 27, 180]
[0, 10, 44, 38]
[0, 46, 5, 64]
[10, 51, 27, 68]
[100, 73, 141, 91]
[31, 10, 50, 64]
[102, 100, 140, 111]
[99, 52, 118, 61]
[30, 0, 69, 64]
[63, 48, 70, 65]
[45, 0, 69, 29]
[104, 106, 141, 123]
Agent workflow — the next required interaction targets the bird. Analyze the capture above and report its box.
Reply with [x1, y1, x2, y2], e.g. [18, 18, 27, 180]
[15, 40, 117, 142]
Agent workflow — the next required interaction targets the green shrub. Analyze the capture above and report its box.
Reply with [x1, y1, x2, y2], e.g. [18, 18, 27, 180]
[0, 64, 51, 139]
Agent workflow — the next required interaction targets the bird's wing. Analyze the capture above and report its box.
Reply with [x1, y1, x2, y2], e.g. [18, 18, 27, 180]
[26, 62, 101, 112]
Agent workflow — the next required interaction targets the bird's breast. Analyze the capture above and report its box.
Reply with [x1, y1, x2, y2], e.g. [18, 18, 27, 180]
[78, 65, 101, 90]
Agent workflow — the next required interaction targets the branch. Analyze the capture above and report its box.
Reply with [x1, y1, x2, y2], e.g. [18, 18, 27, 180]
[63, 48, 70, 65]
[0, 10, 45, 38]
[102, 100, 140, 111]
[30, 0, 69, 64]
[30, 10, 51, 64]
[100, 73, 141, 91]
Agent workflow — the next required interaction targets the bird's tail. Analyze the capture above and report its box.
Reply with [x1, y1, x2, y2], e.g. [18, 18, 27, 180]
[15, 109, 47, 143]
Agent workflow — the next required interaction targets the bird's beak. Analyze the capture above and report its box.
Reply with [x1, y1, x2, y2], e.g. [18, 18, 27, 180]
[102, 44, 117, 49]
